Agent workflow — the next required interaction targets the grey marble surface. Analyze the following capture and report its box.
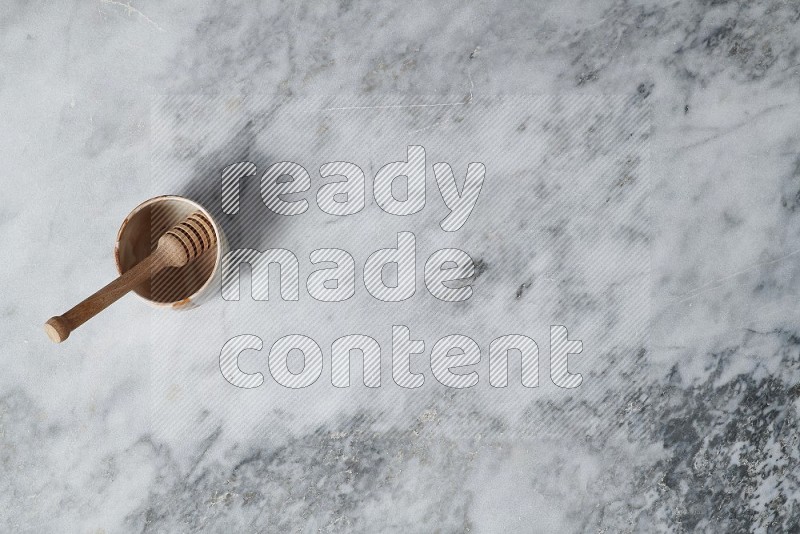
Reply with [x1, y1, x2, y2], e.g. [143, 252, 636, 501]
[2, 0, 800, 532]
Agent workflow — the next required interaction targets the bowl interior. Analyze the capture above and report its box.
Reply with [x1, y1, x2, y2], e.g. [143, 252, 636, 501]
[116, 197, 218, 306]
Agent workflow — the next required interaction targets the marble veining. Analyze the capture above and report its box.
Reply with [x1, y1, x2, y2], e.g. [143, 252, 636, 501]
[1, 0, 799, 532]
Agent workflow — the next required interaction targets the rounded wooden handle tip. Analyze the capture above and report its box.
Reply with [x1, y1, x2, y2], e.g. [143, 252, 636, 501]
[45, 316, 71, 343]
[44, 211, 215, 345]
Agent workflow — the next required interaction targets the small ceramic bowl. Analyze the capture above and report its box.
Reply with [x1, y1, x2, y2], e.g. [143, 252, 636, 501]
[115, 195, 226, 310]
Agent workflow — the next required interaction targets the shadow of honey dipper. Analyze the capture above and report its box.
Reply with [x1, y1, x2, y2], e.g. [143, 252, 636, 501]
[45, 211, 216, 343]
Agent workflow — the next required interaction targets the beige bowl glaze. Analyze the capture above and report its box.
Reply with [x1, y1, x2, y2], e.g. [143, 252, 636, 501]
[114, 196, 225, 310]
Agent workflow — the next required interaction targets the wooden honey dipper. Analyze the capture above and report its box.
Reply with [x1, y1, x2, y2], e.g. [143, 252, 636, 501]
[45, 211, 216, 343]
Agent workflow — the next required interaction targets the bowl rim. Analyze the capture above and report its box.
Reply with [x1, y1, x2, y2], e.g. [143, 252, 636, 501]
[114, 195, 223, 308]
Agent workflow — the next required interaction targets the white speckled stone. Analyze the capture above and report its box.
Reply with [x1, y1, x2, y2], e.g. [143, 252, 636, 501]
[1, 1, 799, 531]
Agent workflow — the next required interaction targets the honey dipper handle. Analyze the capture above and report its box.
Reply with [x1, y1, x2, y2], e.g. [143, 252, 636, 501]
[45, 210, 214, 344]
[45, 251, 165, 343]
